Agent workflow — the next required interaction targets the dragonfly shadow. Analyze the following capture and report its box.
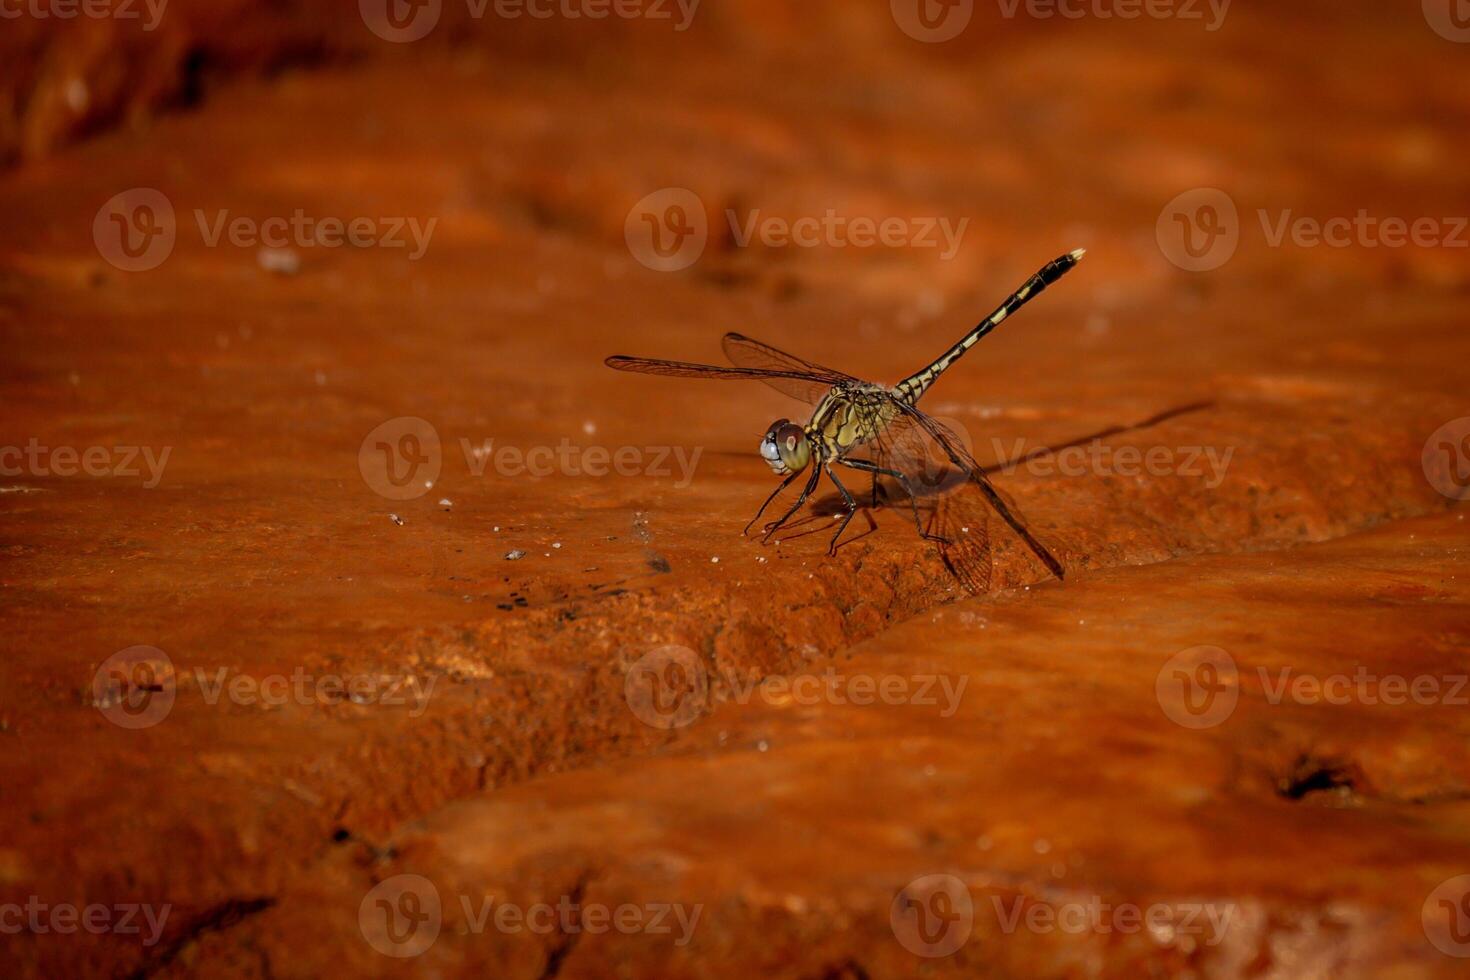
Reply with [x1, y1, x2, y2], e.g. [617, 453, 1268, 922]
[978, 400, 1216, 476]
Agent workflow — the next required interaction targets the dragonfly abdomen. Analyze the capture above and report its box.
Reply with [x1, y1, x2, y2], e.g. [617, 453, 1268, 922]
[895, 248, 1084, 404]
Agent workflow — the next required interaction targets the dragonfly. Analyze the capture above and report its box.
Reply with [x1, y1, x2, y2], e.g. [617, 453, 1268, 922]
[605, 249, 1085, 587]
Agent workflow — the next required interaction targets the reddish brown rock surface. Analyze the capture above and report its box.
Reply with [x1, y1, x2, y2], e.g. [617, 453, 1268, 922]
[1, 2, 1468, 977]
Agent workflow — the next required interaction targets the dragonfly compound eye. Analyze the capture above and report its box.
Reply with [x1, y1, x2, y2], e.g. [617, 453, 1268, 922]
[764, 420, 811, 473]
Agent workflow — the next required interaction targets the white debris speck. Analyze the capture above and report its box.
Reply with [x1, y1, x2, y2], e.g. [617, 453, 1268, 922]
[504, 549, 525, 560]
[756, 740, 769, 752]
[710, 556, 720, 563]
[258, 247, 302, 276]
[389, 514, 404, 526]
[962, 526, 970, 533]
[756, 556, 767, 564]
[439, 498, 452, 507]
[493, 525, 501, 532]
[582, 420, 597, 435]
[552, 542, 562, 549]
[65, 78, 89, 112]
[424, 480, 433, 489]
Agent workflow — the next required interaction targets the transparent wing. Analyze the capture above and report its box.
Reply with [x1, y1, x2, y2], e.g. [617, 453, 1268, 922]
[859, 400, 1064, 589]
[721, 332, 856, 406]
[606, 355, 835, 390]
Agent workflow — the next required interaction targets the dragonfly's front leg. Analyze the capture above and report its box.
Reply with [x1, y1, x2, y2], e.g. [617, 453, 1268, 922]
[824, 463, 859, 556]
[760, 464, 822, 543]
[744, 471, 799, 536]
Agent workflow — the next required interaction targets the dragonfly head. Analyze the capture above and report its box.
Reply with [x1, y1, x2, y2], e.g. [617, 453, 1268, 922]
[760, 419, 811, 476]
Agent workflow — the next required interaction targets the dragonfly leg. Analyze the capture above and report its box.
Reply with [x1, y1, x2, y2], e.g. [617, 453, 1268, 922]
[744, 471, 799, 536]
[824, 464, 859, 556]
[761, 464, 822, 543]
[836, 457, 950, 546]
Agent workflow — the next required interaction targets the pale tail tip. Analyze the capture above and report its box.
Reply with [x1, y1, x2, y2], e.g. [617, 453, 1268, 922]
[1069, 248, 1087, 260]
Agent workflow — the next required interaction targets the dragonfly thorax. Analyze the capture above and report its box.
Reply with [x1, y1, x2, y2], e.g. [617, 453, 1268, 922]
[760, 419, 811, 476]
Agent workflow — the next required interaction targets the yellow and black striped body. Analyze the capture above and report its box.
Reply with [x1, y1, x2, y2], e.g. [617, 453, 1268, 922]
[894, 248, 1084, 405]
[804, 383, 901, 461]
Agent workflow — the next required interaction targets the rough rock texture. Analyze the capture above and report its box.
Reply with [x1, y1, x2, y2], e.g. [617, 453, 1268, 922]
[1, 1, 1468, 976]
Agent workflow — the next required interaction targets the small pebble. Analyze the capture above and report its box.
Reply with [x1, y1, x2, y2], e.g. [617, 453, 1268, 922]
[711, 556, 720, 563]
[504, 549, 525, 560]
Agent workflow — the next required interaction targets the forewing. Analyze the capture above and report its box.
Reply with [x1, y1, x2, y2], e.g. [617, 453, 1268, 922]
[721, 333, 855, 405]
[606, 355, 836, 389]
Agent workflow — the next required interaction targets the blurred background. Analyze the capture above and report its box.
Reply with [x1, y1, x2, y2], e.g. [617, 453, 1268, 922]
[2, 1, 1469, 977]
